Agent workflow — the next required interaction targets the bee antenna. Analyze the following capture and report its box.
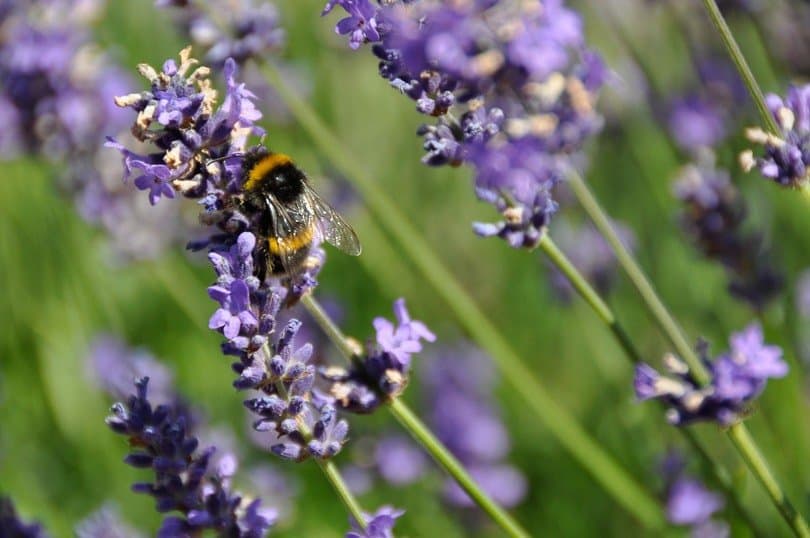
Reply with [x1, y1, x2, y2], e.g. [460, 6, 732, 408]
[207, 152, 244, 165]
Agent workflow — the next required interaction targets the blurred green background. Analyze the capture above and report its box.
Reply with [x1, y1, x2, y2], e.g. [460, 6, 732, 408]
[1, 0, 809, 536]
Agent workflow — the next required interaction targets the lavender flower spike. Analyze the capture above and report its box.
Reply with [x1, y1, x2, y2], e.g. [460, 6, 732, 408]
[633, 323, 788, 426]
[322, 298, 436, 413]
[106, 377, 275, 536]
[740, 84, 810, 188]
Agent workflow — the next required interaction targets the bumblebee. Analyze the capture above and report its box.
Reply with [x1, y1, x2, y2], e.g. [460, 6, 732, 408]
[238, 146, 361, 281]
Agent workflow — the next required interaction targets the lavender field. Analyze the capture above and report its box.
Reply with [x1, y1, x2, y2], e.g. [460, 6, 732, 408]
[1, 0, 809, 536]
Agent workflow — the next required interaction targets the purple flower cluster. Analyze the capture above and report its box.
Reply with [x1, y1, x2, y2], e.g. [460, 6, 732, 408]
[205, 231, 347, 461]
[157, 0, 284, 68]
[321, 298, 436, 413]
[323, 0, 607, 248]
[634, 323, 788, 425]
[422, 343, 527, 509]
[675, 158, 783, 310]
[0, 497, 48, 538]
[740, 84, 810, 188]
[346, 506, 405, 538]
[106, 377, 276, 537]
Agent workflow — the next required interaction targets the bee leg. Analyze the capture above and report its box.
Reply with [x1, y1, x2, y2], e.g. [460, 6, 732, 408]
[254, 241, 269, 283]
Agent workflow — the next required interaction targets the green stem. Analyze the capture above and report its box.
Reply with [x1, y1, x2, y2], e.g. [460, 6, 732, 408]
[388, 398, 529, 538]
[566, 170, 710, 383]
[698, 0, 779, 134]
[268, 346, 367, 530]
[317, 459, 368, 529]
[538, 234, 640, 363]
[567, 170, 810, 537]
[538, 232, 763, 535]
[263, 59, 667, 528]
[301, 295, 530, 538]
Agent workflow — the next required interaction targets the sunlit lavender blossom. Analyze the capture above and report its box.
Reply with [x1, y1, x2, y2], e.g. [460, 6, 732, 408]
[741, 84, 810, 188]
[675, 158, 782, 310]
[75, 504, 143, 538]
[323, 0, 606, 248]
[547, 219, 633, 301]
[0, 497, 48, 538]
[634, 323, 787, 425]
[346, 506, 405, 538]
[109, 48, 353, 464]
[157, 0, 284, 68]
[422, 343, 527, 508]
[321, 298, 436, 413]
[106, 378, 275, 537]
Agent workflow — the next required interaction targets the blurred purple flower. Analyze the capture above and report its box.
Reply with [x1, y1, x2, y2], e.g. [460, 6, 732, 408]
[0, 497, 48, 538]
[86, 334, 174, 402]
[422, 343, 527, 508]
[675, 157, 783, 310]
[443, 464, 528, 509]
[668, 96, 727, 152]
[75, 504, 143, 538]
[323, 0, 606, 248]
[346, 506, 405, 538]
[634, 323, 787, 425]
[106, 378, 275, 536]
[741, 84, 810, 188]
[667, 478, 724, 525]
[375, 435, 427, 486]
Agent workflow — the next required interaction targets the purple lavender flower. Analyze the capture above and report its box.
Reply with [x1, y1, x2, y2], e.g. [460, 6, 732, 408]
[741, 84, 810, 188]
[346, 506, 405, 538]
[633, 323, 788, 425]
[321, 298, 436, 413]
[75, 504, 143, 538]
[675, 157, 783, 310]
[106, 377, 275, 537]
[0, 498, 48, 538]
[158, 0, 284, 68]
[422, 343, 527, 508]
[323, 0, 606, 248]
[109, 50, 353, 464]
[323, 0, 381, 50]
[0, 1, 183, 261]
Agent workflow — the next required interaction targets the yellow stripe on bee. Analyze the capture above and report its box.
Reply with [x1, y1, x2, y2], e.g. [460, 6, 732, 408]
[244, 153, 292, 191]
[268, 224, 314, 255]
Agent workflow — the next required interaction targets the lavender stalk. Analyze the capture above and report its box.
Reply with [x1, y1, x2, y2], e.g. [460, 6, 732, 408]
[301, 294, 530, 538]
[567, 168, 810, 538]
[259, 60, 666, 529]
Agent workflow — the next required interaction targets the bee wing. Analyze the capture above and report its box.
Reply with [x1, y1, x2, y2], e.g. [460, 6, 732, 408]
[264, 193, 307, 276]
[303, 182, 362, 256]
